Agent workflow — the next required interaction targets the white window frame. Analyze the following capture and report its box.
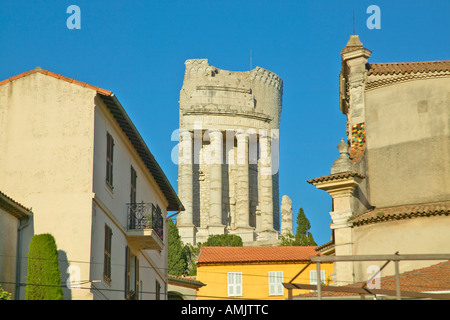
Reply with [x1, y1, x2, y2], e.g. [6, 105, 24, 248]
[227, 272, 242, 297]
[268, 271, 284, 296]
[309, 270, 326, 292]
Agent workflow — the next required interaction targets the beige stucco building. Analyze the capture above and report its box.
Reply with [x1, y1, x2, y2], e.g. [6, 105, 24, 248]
[0, 68, 184, 299]
[176, 59, 287, 245]
[308, 35, 450, 285]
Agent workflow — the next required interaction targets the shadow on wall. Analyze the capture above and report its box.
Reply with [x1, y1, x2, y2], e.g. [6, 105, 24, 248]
[58, 250, 72, 300]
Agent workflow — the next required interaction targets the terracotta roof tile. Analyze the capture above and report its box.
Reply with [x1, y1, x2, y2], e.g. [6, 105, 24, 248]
[197, 246, 320, 265]
[0, 67, 113, 96]
[307, 171, 365, 185]
[352, 201, 450, 226]
[0, 190, 33, 219]
[0, 190, 32, 213]
[367, 60, 450, 76]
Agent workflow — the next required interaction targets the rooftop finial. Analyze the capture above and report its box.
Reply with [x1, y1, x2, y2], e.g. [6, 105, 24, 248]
[331, 138, 353, 174]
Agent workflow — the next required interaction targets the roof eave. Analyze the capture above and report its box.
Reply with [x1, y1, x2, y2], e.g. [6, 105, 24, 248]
[97, 93, 184, 212]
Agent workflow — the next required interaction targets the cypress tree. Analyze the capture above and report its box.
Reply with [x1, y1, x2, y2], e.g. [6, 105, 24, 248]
[168, 219, 188, 276]
[295, 208, 317, 246]
[25, 233, 63, 300]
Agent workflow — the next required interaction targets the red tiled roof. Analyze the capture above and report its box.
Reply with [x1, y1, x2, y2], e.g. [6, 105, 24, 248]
[296, 260, 450, 299]
[168, 275, 206, 288]
[197, 246, 320, 265]
[0, 67, 113, 96]
[352, 201, 450, 226]
[0, 190, 32, 219]
[367, 60, 450, 76]
[307, 171, 365, 185]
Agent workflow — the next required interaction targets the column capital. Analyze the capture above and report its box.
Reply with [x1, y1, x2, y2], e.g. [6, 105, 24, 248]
[179, 129, 193, 139]
[208, 129, 223, 137]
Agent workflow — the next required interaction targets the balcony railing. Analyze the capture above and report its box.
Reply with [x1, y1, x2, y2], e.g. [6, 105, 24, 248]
[127, 202, 164, 241]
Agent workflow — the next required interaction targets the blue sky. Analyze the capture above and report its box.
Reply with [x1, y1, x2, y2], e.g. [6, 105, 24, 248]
[1, 1, 449, 245]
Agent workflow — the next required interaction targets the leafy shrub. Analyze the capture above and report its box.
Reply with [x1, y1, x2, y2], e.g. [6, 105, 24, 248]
[0, 285, 12, 300]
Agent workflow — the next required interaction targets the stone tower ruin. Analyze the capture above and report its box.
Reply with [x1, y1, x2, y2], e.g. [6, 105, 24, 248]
[176, 59, 283, 245]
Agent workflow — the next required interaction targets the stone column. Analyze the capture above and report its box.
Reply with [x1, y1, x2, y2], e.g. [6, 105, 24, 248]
[235, 130, 254, 242]
[208, 129, 225, 235]
[280, 195, 293, 237]
[257, 131, 277, 241]
[177, 130, 196, 244]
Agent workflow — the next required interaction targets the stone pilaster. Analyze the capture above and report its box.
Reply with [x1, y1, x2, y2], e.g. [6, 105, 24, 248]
[308, 170, 364, 286]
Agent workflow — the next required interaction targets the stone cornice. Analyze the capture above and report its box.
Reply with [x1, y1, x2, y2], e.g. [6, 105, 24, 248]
[307, 171, 364, 198]
[182, 104, 273, 123]
[352, 201, 450, 227]
[365, 71, 450, 91]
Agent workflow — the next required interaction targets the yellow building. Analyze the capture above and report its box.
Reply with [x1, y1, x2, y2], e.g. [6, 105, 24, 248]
[196, 246, 333, 300]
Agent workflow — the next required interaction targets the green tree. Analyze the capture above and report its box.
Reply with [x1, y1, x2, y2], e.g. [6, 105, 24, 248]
[25, 233, 63, 300]
[294, 208, 317, 246]
[203, 234, 243, 247]
[280, 208, 317, 246]
[168, 219, 188, 276]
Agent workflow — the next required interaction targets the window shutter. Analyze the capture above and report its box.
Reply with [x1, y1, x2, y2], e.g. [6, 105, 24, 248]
[269, 271, 283, 296]
[310, 270, 317, 285]
[269, 272, 275, 295]
[228, 272, 242, 297]
[135, 257, 140, 299]
[310, 270, 325, 292]
[228, 273, 234, 296]
[235, 273, 242, 296]
[277, 271, 283, 295]
[125, 246, 130, 298]
[103, 225, 112, 283]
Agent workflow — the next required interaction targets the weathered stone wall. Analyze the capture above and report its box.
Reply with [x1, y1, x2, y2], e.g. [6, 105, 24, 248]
[177, 59, 283, 245]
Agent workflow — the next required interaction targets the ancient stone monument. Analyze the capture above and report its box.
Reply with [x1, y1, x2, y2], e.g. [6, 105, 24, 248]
[176, 59, 283, 245]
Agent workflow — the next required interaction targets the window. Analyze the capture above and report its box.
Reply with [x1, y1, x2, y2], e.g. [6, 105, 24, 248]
[130, 166, 137, 204]
[106, 132, 114, 189]
[125, 246, 139, 300]
[129, 166, 137, 228]
[310, 270, 326, 292]
[103, 225, 112, 284]
[227, 272, 242, 297]
[268, 271, 284, 296]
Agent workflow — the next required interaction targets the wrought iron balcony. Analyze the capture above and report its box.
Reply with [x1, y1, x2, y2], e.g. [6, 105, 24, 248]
[126, 202, 164, 250]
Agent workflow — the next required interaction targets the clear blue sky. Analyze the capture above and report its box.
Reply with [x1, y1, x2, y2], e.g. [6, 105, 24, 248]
[1, 1, 449, 245]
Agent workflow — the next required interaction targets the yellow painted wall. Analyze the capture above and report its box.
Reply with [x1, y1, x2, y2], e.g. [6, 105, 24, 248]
[196, 261, 333, 300]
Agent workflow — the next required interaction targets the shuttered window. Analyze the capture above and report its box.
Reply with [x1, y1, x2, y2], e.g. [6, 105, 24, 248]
[103, 225, 112, 284]
[268, 271, 284, 296]
[227, 272, 242, 297]
[130, 166, 137, 204]
[309, 270, 326, 292]
[106, 132, 114, 189]
[125, 246, 139, 300]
